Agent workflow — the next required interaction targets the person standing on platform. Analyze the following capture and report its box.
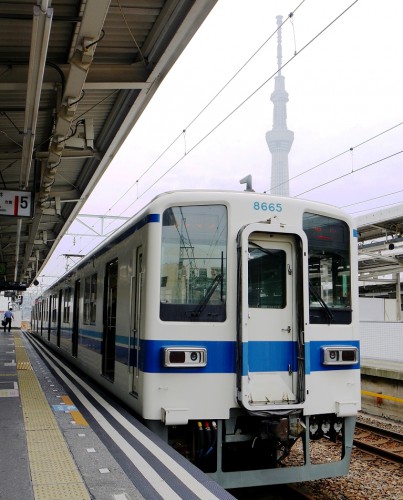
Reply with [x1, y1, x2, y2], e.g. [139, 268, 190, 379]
[3, 308, 14, 333]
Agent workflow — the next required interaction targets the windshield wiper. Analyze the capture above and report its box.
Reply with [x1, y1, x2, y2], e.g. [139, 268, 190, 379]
[248, 241, 272, 255]
[192, 274, 223, 317]
[309, 282, 334, 324]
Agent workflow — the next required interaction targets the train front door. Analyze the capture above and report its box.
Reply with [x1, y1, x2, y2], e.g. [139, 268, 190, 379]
[238, 226, 299, 410]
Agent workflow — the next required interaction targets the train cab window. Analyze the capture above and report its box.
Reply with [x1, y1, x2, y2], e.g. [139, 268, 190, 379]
[160, 205, 227, 322]
[303, 213, 351, 324]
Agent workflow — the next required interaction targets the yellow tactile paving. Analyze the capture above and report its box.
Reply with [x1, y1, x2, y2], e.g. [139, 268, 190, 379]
[28, 457, 80, 472]
[31, 467, 84, 484]
[17, 361, 32, 370]
[25, 429, 66, 445]
[33, 483, 90, 500]
[14, 333, 91, 500]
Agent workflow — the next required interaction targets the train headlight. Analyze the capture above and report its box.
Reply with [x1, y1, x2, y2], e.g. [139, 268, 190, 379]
[163, 347, 207, 367]
[321, 346, 359, 366]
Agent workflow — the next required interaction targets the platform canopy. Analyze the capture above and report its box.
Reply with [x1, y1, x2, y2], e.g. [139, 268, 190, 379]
[355, 204, 403, 297]
[0, 0, 217, 290]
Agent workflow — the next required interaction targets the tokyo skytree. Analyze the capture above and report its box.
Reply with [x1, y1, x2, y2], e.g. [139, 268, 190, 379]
[266, 15, 294, 196]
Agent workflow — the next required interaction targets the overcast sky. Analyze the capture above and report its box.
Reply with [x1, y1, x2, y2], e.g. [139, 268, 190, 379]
[38, 0, 403, 286]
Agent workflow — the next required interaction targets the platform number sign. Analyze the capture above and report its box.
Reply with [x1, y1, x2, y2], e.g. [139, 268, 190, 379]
[0, 190, 32, 217]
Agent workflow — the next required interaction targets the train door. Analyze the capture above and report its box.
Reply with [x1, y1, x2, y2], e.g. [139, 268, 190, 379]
[238, 226, 301, 410]
[57, 289, 62, 347]
[129, 247, 143, 396]
[102, 259, 118, 381]
[72, 279, 80, 357]
[47, 296, 51, 341]
[40, 300, 44, 336]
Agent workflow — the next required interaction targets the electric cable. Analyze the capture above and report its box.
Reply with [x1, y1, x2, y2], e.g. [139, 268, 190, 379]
[73, 90, 119, 123]
[341, 187, 403, 209]
[0, 129, 22, 148]
[117, 0, 146, 65]
[0, 111, 22, 134]
[271, 120, 403, 194]
[349, 199, 403, 215]
[113, 0, 360, 217]
[85, 29, 105, 49]
[103, 2, 305, 218]
[64, 1, 307, 256]
[64, 0, 360, 258]
[295, 149, 403, 197]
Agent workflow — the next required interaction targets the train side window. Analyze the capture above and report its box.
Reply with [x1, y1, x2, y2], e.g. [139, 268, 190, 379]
[303, 213, 352, 325]
[160, 205, 227, 322]
[63, 287, 71, 323]
[51, 294, 58, 322]
[84, 273, 97, 325]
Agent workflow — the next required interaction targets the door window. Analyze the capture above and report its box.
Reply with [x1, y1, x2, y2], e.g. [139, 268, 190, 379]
[248, 247, 286, 309]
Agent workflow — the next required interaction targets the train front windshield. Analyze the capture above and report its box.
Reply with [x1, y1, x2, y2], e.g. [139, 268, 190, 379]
[303, 212, 352, 325]
[160, 205, 227, 322]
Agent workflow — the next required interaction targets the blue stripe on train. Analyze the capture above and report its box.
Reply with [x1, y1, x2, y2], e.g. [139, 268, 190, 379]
[140, 340, 237, 374]
[307, 340, 360, 373]
[139, 339, 360, 374]
[70, 330, 360, 374]
[243, 341, 298, 375]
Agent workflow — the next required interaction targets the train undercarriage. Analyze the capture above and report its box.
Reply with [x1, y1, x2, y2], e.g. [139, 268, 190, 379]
[164, 410, 350, 481]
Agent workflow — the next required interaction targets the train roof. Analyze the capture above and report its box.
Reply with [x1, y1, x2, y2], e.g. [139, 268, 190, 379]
[44, 189, 352, 291]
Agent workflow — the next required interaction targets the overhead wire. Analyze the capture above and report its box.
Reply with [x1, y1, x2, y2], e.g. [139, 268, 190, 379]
[66, 0, 361, 258]
[103, 2, 306, 218]
[341, 186, 403, 209]
[349, 199, 403, 215]
[66, 2, 307, 255]
[114, 0, 360, 216]
[294, 149, 403, 197]
[271, 120, 403, 194]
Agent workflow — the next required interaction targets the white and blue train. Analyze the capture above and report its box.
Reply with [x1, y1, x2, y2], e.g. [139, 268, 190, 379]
[31, 189, 360, 489]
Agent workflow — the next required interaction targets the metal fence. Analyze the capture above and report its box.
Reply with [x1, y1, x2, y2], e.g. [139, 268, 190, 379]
[360, 321, 403, 363]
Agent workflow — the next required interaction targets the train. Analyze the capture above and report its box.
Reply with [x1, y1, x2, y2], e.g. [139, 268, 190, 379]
[31, 189, 360, 489]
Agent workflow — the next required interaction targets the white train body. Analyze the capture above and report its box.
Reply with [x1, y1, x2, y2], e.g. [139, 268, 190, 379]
[32, 190, 360, 488]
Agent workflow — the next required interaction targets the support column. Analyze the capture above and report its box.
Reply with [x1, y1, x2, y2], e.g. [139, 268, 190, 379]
[396, 272, 402, 321]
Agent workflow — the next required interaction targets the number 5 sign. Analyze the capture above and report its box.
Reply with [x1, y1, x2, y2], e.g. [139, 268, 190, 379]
[0, 190, 32, 217]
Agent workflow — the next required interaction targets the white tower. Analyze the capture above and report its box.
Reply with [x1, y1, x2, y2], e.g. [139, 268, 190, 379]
[266, 15, 294, 196]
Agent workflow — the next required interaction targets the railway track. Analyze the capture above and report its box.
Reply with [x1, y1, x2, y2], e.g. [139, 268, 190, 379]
[354, 421, 403, 464]
[227, 483, 315, 499]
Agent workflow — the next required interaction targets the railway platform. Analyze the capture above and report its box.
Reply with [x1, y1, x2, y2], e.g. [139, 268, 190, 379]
[0, 329, 235, 500]
[361, 357, 403, 422]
